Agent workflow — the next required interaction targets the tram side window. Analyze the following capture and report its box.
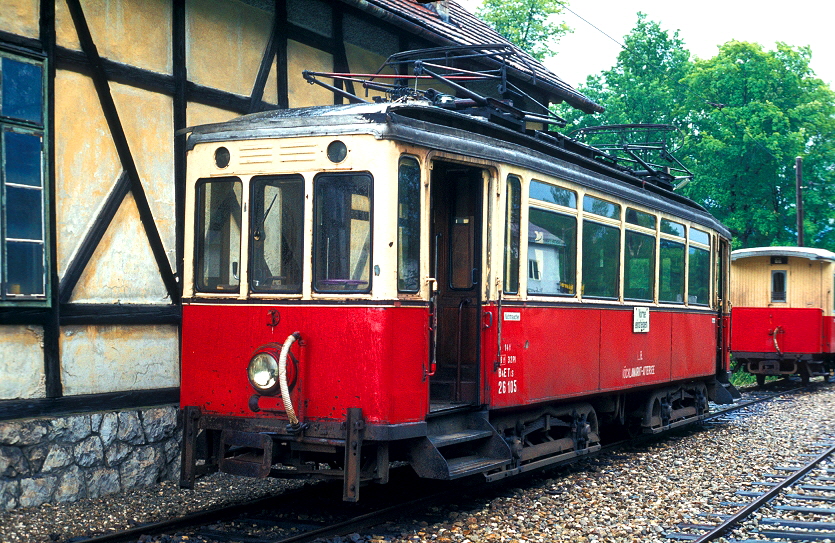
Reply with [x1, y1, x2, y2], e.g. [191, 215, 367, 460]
[659, 239, 685, 303]
[528, 208, 576, 295]
[771, 270, 787, 303]
[195, 178, 242, 293]
[398, 157, 420, 293]
[504, 176, 521, 294]
[314, 173, 372, 293]
[582, 221, 620, 298]
[249, 176, 304, 293]
[624, 230, 655, 301]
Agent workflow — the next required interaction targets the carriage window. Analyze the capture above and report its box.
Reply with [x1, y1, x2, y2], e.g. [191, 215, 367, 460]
[688, 246, 711, 305]
[528, 208, 576, 295]
[626, 208, 656, 229]
[582, 220, 620, 298]
[661, 218, 685, 237]
[659, 239, 685, 303]
[195, 178, 242, 293]
[583, 195, 620, 220]
[314, 173, 372, 292]
[624, 230, 655, 301]
[398, 157, 420, 293]
[249, 176, 303, 293]
[690, 227, 710, 245]
[504, 176, 521, 294]
[772, 270, 787, 303]
[530, 180, 576, 208]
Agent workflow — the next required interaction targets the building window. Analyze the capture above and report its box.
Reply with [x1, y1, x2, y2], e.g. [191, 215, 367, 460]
[1, 51, 46, 302]
[772, 270, 786, 303]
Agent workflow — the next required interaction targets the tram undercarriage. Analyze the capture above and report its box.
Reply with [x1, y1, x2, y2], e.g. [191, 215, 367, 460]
[181, 381, 713, 500]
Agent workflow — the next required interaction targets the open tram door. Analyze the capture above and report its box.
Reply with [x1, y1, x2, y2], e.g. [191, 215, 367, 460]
[428, 161, 486, 411]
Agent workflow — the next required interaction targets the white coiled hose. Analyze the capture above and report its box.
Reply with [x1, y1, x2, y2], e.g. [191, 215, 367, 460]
[278, 332, 301, 427]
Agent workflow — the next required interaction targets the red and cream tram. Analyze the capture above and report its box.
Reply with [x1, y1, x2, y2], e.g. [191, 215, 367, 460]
[179, 51, 735, 500]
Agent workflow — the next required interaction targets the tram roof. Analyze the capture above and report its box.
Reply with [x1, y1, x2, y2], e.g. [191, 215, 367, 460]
[732, 246, 835, 262]
[186, 101, 730, 239]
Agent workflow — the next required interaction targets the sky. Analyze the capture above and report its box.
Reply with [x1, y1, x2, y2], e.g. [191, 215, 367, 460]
[457, 0, 835, 90]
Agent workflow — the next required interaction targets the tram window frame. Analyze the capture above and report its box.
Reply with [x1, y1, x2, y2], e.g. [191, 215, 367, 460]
[397, 156, 421, 294]
[194, 177, 244, 294]
[623, 229, 655, 302]
[1, 50, 47, 303]
[661, 218, 686, 238]
[527, 207, 577, 296]
[583, 194, 620, 220]
[581, 218, 621, 299]
[659, 238, 685, 304]
[503, 175, 522, 295]
[312, 172, 373, 294]
[529, 180, 577, 208]
[687, 228, 711, 306]
[248, 175, 304, 294]
[771, 270, 787, 303]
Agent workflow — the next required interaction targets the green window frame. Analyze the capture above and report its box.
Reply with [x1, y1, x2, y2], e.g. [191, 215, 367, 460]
[1, 49, 47, 303]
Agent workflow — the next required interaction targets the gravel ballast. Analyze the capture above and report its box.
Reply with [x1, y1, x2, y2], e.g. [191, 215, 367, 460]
[2, 385, 833, 543]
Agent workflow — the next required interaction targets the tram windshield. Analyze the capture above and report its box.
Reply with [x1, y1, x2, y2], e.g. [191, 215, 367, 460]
[195, 178, 242, 293]
[249, 176, 304, 293]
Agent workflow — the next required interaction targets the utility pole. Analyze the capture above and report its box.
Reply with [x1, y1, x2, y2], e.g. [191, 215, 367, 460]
[796, 156, 804, 246]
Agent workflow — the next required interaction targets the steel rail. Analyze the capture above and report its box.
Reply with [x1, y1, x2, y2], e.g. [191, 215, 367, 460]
[691, 443, 835, 542]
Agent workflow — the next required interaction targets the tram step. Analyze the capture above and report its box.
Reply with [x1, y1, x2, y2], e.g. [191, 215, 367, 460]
[429, 429, 494, 448]
[447, 455, 509, 479]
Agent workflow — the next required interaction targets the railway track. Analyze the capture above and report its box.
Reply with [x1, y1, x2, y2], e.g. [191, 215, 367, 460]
[68, 384, 807, 543]
[665, 383, 835, 542]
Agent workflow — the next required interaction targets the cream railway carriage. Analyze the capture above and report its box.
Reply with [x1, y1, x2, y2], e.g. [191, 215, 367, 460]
[179, 97, 735, 500]
[731, 246, 835, 385]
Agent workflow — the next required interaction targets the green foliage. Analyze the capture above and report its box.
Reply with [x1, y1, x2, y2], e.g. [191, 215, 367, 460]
[476, 0, 571, 61]
[556, 14, 835, 251]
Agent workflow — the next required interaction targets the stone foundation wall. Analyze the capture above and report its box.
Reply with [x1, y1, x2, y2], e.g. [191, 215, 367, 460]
[0, 405, 181, 510]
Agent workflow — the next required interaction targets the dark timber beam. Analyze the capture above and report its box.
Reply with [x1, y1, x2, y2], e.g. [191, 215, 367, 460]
[0, 388, 180, 421]
[41, 0, 61, 399]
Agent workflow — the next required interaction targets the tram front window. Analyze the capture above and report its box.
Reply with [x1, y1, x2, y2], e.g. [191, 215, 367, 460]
[250, 176, 304, 293]
[195, 178, 242, 293]
[314, 173, 372, 293]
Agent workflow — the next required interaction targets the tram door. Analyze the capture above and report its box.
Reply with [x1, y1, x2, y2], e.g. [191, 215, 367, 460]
[429, 162, 483, 409]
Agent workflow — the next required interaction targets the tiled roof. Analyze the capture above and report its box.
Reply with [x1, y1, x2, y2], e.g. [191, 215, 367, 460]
[339, 0, 603, 114]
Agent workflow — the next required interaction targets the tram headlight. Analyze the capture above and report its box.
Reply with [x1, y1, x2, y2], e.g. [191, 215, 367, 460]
[247, 351, 281, 395]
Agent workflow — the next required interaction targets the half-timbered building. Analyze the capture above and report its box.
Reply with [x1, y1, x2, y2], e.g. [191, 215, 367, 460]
[0, 0, 599, 509]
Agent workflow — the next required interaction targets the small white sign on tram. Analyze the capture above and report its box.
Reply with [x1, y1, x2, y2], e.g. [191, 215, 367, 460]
[503, 311, 521, 322]
[633, 307, 650, 333]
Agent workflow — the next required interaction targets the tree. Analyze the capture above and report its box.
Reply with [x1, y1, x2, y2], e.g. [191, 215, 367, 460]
[476, 0, 571, 62]
[556, 15, 835, 250]
[680, 41, 835, 248]
[558, 13, 691, 129]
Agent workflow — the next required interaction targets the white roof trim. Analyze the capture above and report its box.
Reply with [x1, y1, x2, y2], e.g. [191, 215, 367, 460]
[731, 246, 835, 262]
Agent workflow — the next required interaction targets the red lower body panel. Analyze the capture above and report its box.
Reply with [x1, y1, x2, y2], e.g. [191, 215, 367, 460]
[485, 306, 717, 408]
[731, 307, 826, 356]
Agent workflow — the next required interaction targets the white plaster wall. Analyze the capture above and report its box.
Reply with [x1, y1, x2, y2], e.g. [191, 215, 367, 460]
[0, 326, 46, 400]
[60, 325, 179, 395]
